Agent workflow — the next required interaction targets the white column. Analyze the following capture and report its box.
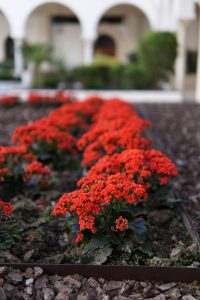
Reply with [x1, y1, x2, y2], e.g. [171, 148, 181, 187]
[196, 6, 200, 102]
[175, 21, 188, 90]
[82, 38, 95, 65]
[14, 39, 24, 77]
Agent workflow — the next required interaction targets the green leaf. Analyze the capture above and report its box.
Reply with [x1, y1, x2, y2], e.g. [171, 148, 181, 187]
[93, 246, 113, 265]
[0, 231, 15, 251]
[90, 235, 109, 249]
[80, 253, 95, 264]
[128, 219, 148, 242]
[71, 220, 80, 234]
[139, 244, 154, 257]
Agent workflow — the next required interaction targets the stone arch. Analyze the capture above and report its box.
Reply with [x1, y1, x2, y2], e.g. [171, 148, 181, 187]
[24, 1, 83, 68]
[95, 2, 152, 63]
[94, 0, 156, 31]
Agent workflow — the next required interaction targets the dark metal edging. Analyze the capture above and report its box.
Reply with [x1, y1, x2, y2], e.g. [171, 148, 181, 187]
[0, 263, 199, 283]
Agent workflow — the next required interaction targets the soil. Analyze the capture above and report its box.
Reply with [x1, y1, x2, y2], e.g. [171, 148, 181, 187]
[0, 103, 199, 266]
[135, 103, 200, 238]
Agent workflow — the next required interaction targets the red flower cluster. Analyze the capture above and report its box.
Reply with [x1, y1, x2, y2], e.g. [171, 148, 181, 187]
[27, 91, 74, 105]
[88, 149, 178, 189]
[114, 216, 129, 232]
[0, 96, 18, 106]
[0, 200, 13, 215]
[0, 145, 51, 200]
[12, 97, 104, 166]
[53, 97, 178, 245]
[52, 173, 147, 233]
[78, 99, 151, 167]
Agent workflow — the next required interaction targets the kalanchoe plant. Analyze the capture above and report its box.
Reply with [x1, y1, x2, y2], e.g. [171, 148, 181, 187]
[52, 173, 149, 261]
[52, 98, 178, 264]
[12, 97, 104, 170]
[0, 146, 51, 200]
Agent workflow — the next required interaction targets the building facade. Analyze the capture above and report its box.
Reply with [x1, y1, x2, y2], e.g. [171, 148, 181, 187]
[0, 0, 199, 98]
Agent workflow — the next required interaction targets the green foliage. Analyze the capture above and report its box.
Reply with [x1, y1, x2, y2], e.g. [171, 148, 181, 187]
[72, 32, 177, 90]
[92, 53, 123, 68]
[23, 43, 52, 67]
[32, 72, 61, 89]
[138, 31, 177, 82]
[0, 231, 15, 251]
[72, 65, 110, 89]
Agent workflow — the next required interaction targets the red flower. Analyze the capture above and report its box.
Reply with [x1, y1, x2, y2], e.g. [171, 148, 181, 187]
[0, 201, 13, 215]
[115, 216, 128, 231]
[75, 233, 84, 243]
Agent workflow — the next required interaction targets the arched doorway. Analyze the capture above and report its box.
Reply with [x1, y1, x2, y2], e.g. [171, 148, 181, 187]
[96, 4, 151, 63]
[25, 2, 82, 68]
[5, 37, 14, 61]
[94, 34, 116, 56]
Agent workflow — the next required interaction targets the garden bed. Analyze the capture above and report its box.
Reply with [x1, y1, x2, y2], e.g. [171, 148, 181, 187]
[0, 102, 199, 267]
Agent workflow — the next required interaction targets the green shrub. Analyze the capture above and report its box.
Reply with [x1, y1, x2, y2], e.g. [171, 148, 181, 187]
[71, 32, 177, 90]
[123, 63, 156, 90]
[72, 65, 110, 89]
[32, 72, 65, 89]
[138, 32, 177, 82]
[92, 53, 122, 68]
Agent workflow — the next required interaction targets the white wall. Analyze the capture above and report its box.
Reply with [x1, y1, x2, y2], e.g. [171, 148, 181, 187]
[0, 11, 10, 61]
[0, 0, 197, 66]
[52, 24, 82, 68]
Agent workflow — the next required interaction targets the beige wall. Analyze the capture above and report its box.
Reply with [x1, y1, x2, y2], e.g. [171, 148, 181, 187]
[97, 5, 150, 63]
[0, 11, 10, 61]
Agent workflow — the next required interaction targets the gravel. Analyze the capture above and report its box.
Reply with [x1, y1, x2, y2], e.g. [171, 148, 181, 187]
[0, 267, 199, 299]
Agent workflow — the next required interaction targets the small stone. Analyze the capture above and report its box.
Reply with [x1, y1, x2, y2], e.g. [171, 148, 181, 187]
[0, 287, 6, 300]
[104, 281, 123, 291]
[34, 267, 44, 278]
[54, 281, 73, 294]
[63, 275, 81, 288]
[98, 278, 105, 284]
[186, 243, 197, 253]
[34, 275, 48, 289]
[190, 262, 200, 268]
[158, 282, 177, 292]
[3, 283, 15, 292]
[24, 249, 35, 262]
[77, 288, 97, 300]
[55, 292, 68, 300]
[182, 296, 198, 300]
[140, 282, 148, 288]
[195, 289, 200, 297]
[26, 278, 34, 286]
[129, 293, 143, 300]
[25, 286, 33, 295]
[25, 268, 34, 278]
[113, 296, 129, 300]
[170, 247, 182, 259]
[88, 277, 100, 288]
[6, 272, 23, 284]
[42, 287, 54, 300]
[100, 296, 109, 300]
[0, 278, 4, 287]
[166, 287, 181, 299]
[149, 294, 166, 300]
[0, 267, 8, 277]
[49, 274, 62, 283]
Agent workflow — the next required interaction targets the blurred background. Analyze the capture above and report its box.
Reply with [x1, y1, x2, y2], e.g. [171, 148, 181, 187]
[0, 0, 199, 101]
